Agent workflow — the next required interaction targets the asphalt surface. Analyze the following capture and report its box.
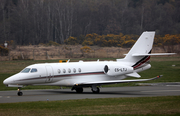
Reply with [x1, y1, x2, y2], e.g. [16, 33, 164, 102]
[0, 84, 180, 103]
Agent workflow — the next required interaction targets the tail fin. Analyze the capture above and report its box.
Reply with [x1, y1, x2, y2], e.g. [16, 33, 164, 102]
[124, 31, 155, 63]
[122, 31, 175, 69]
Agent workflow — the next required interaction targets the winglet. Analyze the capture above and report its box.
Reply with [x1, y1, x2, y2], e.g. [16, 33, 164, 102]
[152, 75, 163, 80]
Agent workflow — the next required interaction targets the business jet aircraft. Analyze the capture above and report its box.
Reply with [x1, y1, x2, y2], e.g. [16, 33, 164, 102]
[3, 31, 175, 96]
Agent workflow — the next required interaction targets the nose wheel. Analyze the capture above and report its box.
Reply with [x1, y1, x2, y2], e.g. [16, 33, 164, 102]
[17, 87, 23, 96]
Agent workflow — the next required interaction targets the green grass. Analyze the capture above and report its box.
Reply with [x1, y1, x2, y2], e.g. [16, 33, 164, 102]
[0, 96, 180, 116]
[0, 57, 180, 91]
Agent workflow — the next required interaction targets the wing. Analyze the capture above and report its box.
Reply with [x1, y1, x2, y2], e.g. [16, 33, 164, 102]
[75, 75, 162, 86]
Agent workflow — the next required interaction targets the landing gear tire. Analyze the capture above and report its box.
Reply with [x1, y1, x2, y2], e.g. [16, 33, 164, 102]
[76, 87, 83, 93]
[91, 87, 100, 93]
[17, 91, 23, 96]
[17, 87, 23, 96]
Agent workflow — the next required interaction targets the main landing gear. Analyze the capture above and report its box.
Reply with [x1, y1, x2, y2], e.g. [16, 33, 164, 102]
[91, 85, 100, 93]
[76, 87, 83, 93]
[17, 87, 23, 96]
[71, 85, 100, 93]
[71, 86, 84, 93]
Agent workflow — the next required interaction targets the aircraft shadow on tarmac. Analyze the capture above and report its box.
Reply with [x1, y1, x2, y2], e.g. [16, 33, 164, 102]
[42, 90, 149, 96]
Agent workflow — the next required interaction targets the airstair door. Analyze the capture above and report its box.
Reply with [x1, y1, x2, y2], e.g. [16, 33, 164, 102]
[45, 66, 53, 82]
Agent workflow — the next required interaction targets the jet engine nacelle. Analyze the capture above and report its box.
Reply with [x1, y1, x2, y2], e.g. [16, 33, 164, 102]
[104, 64, 134, 76]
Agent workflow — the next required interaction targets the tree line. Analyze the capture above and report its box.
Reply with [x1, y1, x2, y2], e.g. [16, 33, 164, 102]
[0, 0, 180, 45]
[64, 33, 180, 52]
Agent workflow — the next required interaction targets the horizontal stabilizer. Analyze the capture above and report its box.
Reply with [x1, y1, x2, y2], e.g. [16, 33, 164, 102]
[132, 53, 176, 56]
[126, 72, 141, 78]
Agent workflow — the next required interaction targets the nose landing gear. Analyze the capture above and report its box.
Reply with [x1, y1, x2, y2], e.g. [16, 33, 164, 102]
[17, 87, 23, 96]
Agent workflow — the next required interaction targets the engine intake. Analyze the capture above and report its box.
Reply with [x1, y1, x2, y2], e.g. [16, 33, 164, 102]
[104, 65, 109, 73]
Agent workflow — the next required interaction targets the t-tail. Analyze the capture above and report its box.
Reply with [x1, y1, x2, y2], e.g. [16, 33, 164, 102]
[121, 31, 175, 71]
[124, 31, 154, 69]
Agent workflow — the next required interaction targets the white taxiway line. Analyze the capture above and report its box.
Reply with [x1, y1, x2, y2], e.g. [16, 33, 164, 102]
[166, 85, 180, 87]
[142, 90, 180, 92]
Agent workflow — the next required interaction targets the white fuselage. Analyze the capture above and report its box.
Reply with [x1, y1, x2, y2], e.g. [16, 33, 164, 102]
[4, 60, 149, 87]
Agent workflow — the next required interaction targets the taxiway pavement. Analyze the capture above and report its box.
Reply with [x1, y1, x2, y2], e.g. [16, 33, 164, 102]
[0, 85, 180, 103]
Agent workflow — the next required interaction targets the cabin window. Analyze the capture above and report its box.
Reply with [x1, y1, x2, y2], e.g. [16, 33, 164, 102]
[73, 68, 76, 73]
[68, 69, 71, 73]
[58, 69, 61, 73]
[21, 68, 31, 73]
[63, 69, 66, 73]
[31, 68, 37, 73]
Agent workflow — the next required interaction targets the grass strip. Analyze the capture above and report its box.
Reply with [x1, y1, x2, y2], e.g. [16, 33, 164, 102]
[0, 96, 180, 116]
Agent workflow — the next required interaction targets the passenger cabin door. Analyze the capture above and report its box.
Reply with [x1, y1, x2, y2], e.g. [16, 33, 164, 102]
[45, 66, 53, 82]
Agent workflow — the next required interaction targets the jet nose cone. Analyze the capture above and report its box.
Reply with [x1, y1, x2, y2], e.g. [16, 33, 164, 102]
[3, 79, 8, 85]
[3, 79, 9, 85]
[3, 78, 13, 85]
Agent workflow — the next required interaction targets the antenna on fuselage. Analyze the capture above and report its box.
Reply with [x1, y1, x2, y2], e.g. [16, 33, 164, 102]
[67, 59, 70, 63]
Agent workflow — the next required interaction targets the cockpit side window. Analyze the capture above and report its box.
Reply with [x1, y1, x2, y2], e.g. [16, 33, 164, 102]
[21, 68, 31, 73]
[31, 68, 38, 73]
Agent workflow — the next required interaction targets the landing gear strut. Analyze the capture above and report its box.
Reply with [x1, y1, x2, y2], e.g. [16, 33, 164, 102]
[91, 85, 100, 93]
[17, 87, 23, 96]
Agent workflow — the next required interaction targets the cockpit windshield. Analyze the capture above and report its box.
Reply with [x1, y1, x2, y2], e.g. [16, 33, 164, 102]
[21, 68, 38, 73]
[31, 68, 37, 73]
[21, 68, 31, 73]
